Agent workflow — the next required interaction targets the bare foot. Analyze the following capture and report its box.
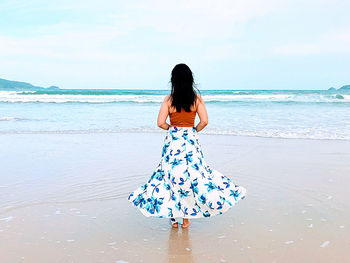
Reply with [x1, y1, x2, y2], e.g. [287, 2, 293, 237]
[182, 219, 191, 228]
[170, 219, 178, 228]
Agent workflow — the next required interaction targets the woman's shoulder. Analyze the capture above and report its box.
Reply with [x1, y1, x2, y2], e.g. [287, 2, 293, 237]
[163, 95, 171, 105]
[194, 93, 204, 109]
[196, 93, 204, 102]
[164, 95, 174, 113]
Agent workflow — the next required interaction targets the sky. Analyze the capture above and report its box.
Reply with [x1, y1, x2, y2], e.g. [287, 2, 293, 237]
[0, 0, 349, 90]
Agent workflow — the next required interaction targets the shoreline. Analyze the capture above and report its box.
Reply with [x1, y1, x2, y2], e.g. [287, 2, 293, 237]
[1, 129, 350, 142]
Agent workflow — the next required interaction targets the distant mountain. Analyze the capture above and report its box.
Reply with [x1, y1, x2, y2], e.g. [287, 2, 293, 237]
[327, 85, 350, 91]
[0, 78, 60, 91]
[339, 85, 350, 90]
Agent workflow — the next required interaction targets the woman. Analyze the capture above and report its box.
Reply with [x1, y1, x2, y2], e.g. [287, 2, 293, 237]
[128, 63, 246, 228]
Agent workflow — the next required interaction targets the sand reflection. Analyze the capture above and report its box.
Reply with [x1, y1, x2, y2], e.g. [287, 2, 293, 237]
[167, 227, 193, 263]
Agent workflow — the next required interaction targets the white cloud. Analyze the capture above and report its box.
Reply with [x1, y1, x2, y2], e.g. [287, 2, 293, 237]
[0, 0, 289, 61]
[0, 0, 288, 88]
[274, 30, 350, 56]
[115, 0, 289, 44]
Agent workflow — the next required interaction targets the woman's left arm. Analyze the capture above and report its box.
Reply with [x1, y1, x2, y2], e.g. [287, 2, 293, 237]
[157, 96, 170, 130]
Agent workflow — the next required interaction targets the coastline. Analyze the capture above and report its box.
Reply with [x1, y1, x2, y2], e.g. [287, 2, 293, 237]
[1, 132, 350, 262]
[2, 129, 350, 142]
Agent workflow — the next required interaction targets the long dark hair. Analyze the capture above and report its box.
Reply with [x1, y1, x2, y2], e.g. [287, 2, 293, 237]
[169, 63, 200, 112]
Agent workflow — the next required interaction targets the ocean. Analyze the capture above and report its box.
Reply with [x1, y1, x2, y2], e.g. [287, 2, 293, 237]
[1, 89, 350, 140]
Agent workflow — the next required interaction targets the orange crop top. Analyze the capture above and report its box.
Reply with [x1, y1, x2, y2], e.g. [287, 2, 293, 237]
[169, 110, 196, 127]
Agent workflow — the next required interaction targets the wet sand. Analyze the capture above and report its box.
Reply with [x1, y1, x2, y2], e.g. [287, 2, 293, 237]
[1, 132, 350, 262]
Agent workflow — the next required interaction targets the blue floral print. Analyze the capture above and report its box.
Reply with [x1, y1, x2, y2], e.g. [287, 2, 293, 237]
[128, 126, 246, 219]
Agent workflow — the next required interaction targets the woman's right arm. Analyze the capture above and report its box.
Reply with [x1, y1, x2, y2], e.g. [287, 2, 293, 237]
[195, 95, 208, 132]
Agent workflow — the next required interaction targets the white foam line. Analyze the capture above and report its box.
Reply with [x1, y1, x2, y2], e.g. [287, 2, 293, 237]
[0, 216, 13, 222]
[320, 241, 330, 248]
[2, 93, 350, 103]
[0, 116, 15, 121]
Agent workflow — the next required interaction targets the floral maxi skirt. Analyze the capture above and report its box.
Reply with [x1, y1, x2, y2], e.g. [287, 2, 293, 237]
[127, 126, 247, 219]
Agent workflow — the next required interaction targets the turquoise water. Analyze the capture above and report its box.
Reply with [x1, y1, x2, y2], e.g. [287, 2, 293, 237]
[1, 89, 350, 140]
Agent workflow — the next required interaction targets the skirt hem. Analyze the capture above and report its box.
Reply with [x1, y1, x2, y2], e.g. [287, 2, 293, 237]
[129, 186, 247, 219]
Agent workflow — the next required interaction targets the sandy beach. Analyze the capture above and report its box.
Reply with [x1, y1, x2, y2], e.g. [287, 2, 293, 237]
[1, 132, 350, 262]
